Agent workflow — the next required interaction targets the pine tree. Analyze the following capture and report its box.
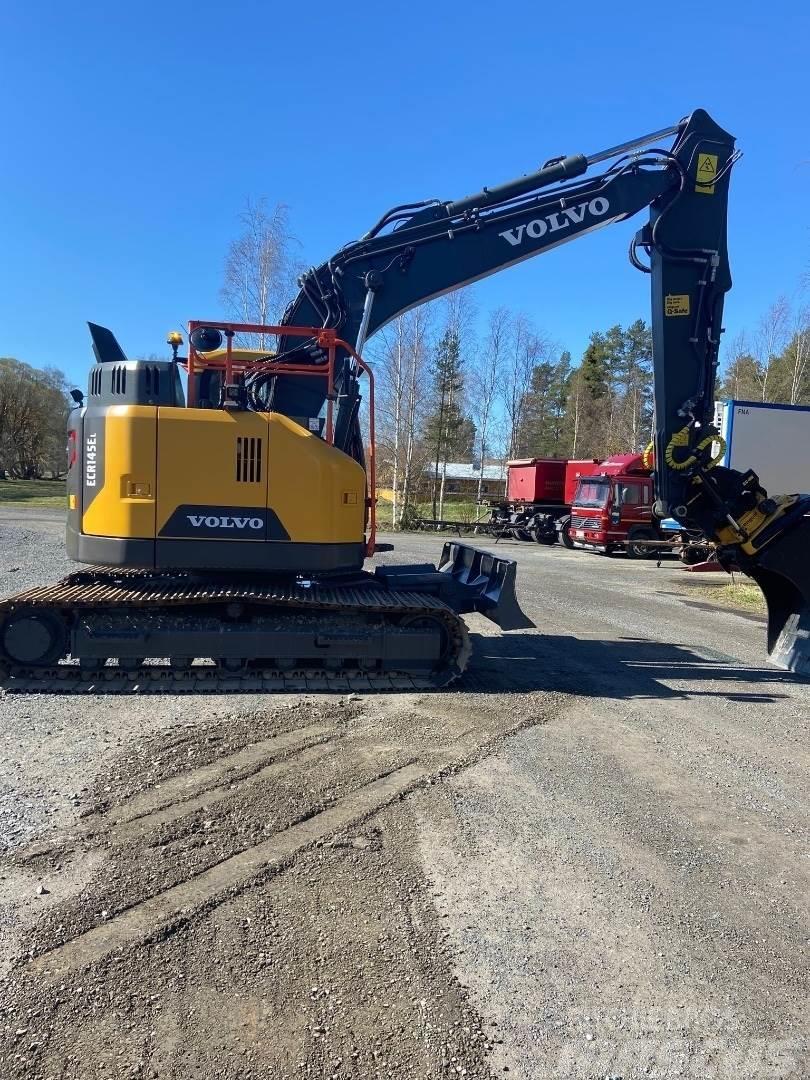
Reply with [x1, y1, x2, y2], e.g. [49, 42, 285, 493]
[423, 330, 476, 515]
[515, 350, 572, 456]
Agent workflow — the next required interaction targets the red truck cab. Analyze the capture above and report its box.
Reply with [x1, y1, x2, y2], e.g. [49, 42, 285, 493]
[568, 454, 659, 556]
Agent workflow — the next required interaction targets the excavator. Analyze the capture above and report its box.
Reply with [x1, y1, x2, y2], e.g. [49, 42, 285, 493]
[2, 108, 809, 690]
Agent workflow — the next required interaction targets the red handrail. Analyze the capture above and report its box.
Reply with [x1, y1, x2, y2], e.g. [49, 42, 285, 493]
[183, 321, 375, 556]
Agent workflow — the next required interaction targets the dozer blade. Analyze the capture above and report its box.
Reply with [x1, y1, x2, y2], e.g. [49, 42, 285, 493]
[746, 516, 810, 675]
[437, 542, 535, 631]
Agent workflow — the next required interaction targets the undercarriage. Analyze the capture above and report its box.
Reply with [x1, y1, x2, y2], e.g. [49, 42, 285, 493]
[0, 544, 531, 693]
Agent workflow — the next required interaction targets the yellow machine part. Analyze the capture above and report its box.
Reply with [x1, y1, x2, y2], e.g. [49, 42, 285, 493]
[712, 491, 800, 554]
[82, 405, 366, 544]
[82, 406, 157, 538]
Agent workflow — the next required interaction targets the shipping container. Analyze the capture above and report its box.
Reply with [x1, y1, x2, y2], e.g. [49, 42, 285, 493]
[714, 400, 810, 495]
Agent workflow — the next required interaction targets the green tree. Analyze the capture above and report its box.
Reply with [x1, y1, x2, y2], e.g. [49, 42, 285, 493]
[0, 360, 69, 478]
[516, 350, 572, 456]
[424, 329, 476, 515]
[560, 321, 652, 458]
[612, 318, 653, 451]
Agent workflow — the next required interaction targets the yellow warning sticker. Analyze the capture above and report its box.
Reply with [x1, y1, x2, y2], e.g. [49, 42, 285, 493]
[696, 153, 718, 194]
[665, 294, 691, 317]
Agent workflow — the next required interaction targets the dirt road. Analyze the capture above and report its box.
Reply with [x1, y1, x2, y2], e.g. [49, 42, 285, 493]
[1, 510, 807, 1079]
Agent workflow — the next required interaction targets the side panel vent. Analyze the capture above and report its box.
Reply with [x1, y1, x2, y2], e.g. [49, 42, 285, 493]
[236, 437, 262, 483]
[89, 368, 103, 396]
[144, 365, 161, 397]
[110, 364, 127, 395]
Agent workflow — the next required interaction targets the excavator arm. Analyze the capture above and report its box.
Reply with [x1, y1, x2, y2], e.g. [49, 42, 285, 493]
[268, 108, 810, 674]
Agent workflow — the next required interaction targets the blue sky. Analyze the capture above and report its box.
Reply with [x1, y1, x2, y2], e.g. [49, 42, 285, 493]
[1, 1, 808, 387]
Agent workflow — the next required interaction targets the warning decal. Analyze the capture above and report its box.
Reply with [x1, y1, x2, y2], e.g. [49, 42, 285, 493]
[696, 153, 718, 194]
[665, 294, 690, 317]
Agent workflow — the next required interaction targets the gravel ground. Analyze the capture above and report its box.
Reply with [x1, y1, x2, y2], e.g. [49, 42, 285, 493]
[0, 509, 808, 1079]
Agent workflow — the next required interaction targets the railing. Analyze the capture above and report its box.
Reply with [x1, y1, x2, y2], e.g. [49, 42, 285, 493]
[182, 321, 376, 557]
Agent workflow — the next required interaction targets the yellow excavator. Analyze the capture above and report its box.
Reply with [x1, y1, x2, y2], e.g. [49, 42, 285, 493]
[2, 108, 809, 690]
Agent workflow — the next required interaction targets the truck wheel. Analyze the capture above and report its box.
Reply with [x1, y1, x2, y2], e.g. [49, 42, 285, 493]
[560, 518, 575, 549]
[512, 528, 532, 542]
[626, 527, 657, 559]
[533, 529, 557, 545]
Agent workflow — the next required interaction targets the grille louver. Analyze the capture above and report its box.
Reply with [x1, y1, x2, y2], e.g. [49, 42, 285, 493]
[571, 514, 601, 529]
[110, 364, 127, 395]
[236, 437, 262, 483]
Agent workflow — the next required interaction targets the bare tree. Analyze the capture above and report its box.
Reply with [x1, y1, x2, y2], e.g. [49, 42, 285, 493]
[751, 297, 790, 402]
[470, 307, 508, 502]
[220, 200, 301, 348]
[785, 299, 810, 404]
[501, 314, 550, 460]
[375, 307, 434, 527]
[400, 306, 433, 521]
[719, 331, 759, 400]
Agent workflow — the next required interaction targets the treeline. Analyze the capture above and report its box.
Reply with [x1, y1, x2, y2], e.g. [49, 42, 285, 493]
[719, 297, 810, 404]
[0, 359, 70, 479]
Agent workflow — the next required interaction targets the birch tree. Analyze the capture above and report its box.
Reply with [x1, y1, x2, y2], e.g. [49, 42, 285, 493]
[501, 314, 550, 460]
[220, 200, 300, 348]
[784, 302, 810, 404]
[470, 307, 508, 502]
[375, 307, 433, 527]
[751, 298, 790, 403]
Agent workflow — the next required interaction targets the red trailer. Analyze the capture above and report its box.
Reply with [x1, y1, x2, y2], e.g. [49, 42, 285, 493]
[490, 458, 601, 543]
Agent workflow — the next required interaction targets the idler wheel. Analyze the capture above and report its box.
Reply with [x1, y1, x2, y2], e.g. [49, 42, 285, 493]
[0, 610, 66, 666]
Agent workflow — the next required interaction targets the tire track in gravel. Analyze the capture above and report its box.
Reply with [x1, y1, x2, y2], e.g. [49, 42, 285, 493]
[30, 762, 428, 978]
[92, 722, 334, 828]
[25, 694, 559, 981]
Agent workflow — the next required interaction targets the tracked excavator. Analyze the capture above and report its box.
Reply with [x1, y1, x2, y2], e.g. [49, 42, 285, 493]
[2, 108, 809, 690]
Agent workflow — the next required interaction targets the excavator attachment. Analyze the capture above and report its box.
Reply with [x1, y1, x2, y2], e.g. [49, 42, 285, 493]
[745, 516, 810, 675]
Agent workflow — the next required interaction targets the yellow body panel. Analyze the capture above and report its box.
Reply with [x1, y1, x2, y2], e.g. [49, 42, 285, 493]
[155, 408, 269, 535]
[265, 413, 365, 543]
[83, 406, 157, 538]
[84, 406, 365, 546]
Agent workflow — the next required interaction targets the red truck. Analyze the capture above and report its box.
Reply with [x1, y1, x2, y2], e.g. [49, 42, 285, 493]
[567, 452, 669, 556]
[494, 453, 685, 556]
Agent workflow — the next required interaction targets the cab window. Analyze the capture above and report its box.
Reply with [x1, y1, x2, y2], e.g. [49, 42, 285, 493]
[617, 482, 644, 505]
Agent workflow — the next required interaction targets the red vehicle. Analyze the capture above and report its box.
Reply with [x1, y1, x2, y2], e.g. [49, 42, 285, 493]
[567, 453, 666, 557]
[490, 458, 601, 543]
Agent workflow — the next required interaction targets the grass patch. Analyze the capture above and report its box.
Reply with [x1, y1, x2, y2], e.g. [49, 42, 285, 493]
[375, 499, 490, 531]
[0, 478, 66, 508]
[692, 578, 766, 614]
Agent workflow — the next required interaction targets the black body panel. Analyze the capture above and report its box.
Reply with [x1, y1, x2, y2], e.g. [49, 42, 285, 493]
[154, 539, 365, 573]
[67, 526, 155, 567]
[67, 524, 365, 573]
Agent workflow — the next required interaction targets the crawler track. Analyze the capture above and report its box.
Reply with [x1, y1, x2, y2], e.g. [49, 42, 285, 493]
[0, 568, 471, 693]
